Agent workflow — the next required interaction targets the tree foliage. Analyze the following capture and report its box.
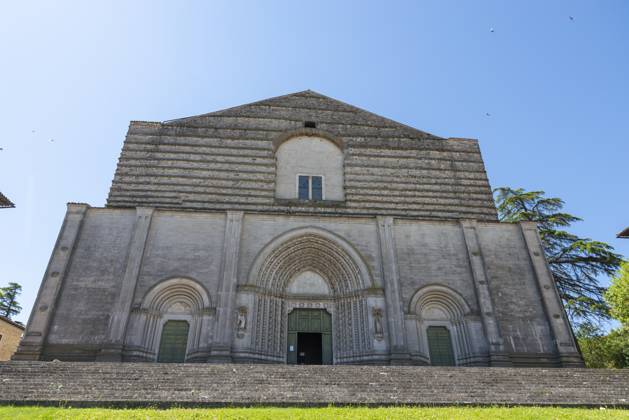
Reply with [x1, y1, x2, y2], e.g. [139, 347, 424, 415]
[577, 262, 629, 368]
[493, 187, 624, 325]
[0, 282, 22, 319]
[576, 323, 628, 368]
[605, 261, 629, 326]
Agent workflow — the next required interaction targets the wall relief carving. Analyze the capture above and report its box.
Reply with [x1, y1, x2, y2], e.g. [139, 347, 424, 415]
[236, 306, 247, 338]
[372, 307, 384, 341]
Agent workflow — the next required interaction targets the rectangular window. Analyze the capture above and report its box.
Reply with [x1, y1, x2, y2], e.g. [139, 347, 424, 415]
[297, 175, 324, 201]
[298, 176, 310, 200]
[311, 176, 323, 201]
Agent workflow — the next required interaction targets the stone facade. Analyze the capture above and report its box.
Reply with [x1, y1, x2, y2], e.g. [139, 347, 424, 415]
[0, 316, 24, 361]
[14, 91, 583, 367]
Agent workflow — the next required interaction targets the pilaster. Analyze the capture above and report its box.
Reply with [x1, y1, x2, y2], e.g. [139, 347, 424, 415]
[13, 203, 89, 360]
[376, 216, 410, 364]
[460, 220, 511, 366]
[519, 222, 584, 367]
[97, 207, 154, 361]
[210, 211, 244, 362]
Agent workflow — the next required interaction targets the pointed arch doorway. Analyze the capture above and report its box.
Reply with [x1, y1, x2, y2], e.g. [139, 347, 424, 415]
[287, 309, 332, 365]
[245, 227, 381, 364]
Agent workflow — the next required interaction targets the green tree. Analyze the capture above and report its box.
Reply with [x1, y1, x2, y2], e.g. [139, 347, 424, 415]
[576, 323, 628, 368]
[0, 282, 22, 319]
[605, 261, 629, 326]
[493, 187, 623, 325]
[577, 263, 629, 368]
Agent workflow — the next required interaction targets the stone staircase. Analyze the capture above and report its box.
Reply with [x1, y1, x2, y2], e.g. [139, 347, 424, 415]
[1, 362, 627, 407]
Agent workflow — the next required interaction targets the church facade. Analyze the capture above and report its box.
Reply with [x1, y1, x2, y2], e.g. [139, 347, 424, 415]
[15, 91, 583, 367]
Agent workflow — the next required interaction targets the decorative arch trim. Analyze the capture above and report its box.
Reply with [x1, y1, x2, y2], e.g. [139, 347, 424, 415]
[273, 128, 344, 152]
[408, 284, 480, 366]
[124, 277, 214, 362]
[142, 277, 212, 312]
[247, 226, 373, 294]
[408, 284, 471, 319]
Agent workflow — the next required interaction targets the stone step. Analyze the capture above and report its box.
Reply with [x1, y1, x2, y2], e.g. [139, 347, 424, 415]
[1, 362, 627, 407]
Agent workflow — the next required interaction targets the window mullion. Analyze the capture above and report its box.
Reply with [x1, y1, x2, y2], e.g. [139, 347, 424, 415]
[308, 176, 313, 200]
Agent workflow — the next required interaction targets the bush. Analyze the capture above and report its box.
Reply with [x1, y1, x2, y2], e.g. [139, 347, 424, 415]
[577, 326, 629, 368]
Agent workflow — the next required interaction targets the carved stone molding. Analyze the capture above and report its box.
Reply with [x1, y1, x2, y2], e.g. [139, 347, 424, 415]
[236, 306, 247, 339]
[372, 307, 384, 341]
[247, 229, 374, 361]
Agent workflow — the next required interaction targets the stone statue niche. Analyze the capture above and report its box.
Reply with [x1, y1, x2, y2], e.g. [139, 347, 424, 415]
[372, 307, 384, 341]
[236, 306, 247, 338]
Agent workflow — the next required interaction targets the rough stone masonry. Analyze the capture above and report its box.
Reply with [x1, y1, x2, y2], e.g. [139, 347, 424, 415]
[14, 90, 583, 367]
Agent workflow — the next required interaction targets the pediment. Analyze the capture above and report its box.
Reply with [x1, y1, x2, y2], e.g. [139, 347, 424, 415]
[162, 90, 441, 140]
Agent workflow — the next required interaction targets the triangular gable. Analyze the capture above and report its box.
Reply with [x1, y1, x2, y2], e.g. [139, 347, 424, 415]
[163, 90, 440, 140]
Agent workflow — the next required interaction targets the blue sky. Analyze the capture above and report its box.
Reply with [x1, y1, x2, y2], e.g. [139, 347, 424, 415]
[1, 1, 627, 324]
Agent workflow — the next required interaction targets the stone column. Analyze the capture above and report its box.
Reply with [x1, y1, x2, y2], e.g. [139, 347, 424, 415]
[13, 203, 89, 360]
[210, 211, 244, 362]
[376, 216, 410, 364]
[519, 222, 584, 367]
[460, 220, 511, 366]
[97, 207, 154, 361]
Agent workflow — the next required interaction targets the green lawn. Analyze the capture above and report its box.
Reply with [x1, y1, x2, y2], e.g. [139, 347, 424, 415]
[0, 406, 627, 420]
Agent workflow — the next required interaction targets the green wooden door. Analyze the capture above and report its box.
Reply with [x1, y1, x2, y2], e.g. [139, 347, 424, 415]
[427, 326, 455, 366]
[287, 309, 332, 364]
[157, 320, 189, 363]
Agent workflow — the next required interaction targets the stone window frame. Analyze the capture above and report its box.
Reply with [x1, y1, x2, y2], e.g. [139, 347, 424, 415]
[273, 128, 344, 152]
[273, 128, 346, 206]
[296, 174, 325, 201]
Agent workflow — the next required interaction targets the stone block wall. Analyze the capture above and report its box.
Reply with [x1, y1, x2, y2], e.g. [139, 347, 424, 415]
[106, 91, 498, 221]
[15, 206, 582, 367]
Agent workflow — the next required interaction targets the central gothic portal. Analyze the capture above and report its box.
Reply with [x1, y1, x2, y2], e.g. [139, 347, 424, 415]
[233, 227, 389, 365]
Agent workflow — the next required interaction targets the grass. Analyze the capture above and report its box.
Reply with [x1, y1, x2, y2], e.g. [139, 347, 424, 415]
[0, 406, 627, 420]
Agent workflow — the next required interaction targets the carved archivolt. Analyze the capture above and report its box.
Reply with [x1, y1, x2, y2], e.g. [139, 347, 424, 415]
[256, 235, 363, 294]
[246, 227, 375, 363]
[248, 227, 372, 292]
[142, 277, 211, 313]
[408, 285, 475, 365]
[409, 285, 469, 321]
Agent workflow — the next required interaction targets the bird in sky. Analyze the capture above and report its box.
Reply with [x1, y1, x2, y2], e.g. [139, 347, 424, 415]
[490, 28, 495, 33]
[569, 16, 574, 21]
[485, 112, 491, 117]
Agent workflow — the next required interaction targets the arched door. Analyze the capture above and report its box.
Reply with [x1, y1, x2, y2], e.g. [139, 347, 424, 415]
[287, 309, 332, 365]
[157, 320, 189, 363]
[427, 326, 455, 366]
